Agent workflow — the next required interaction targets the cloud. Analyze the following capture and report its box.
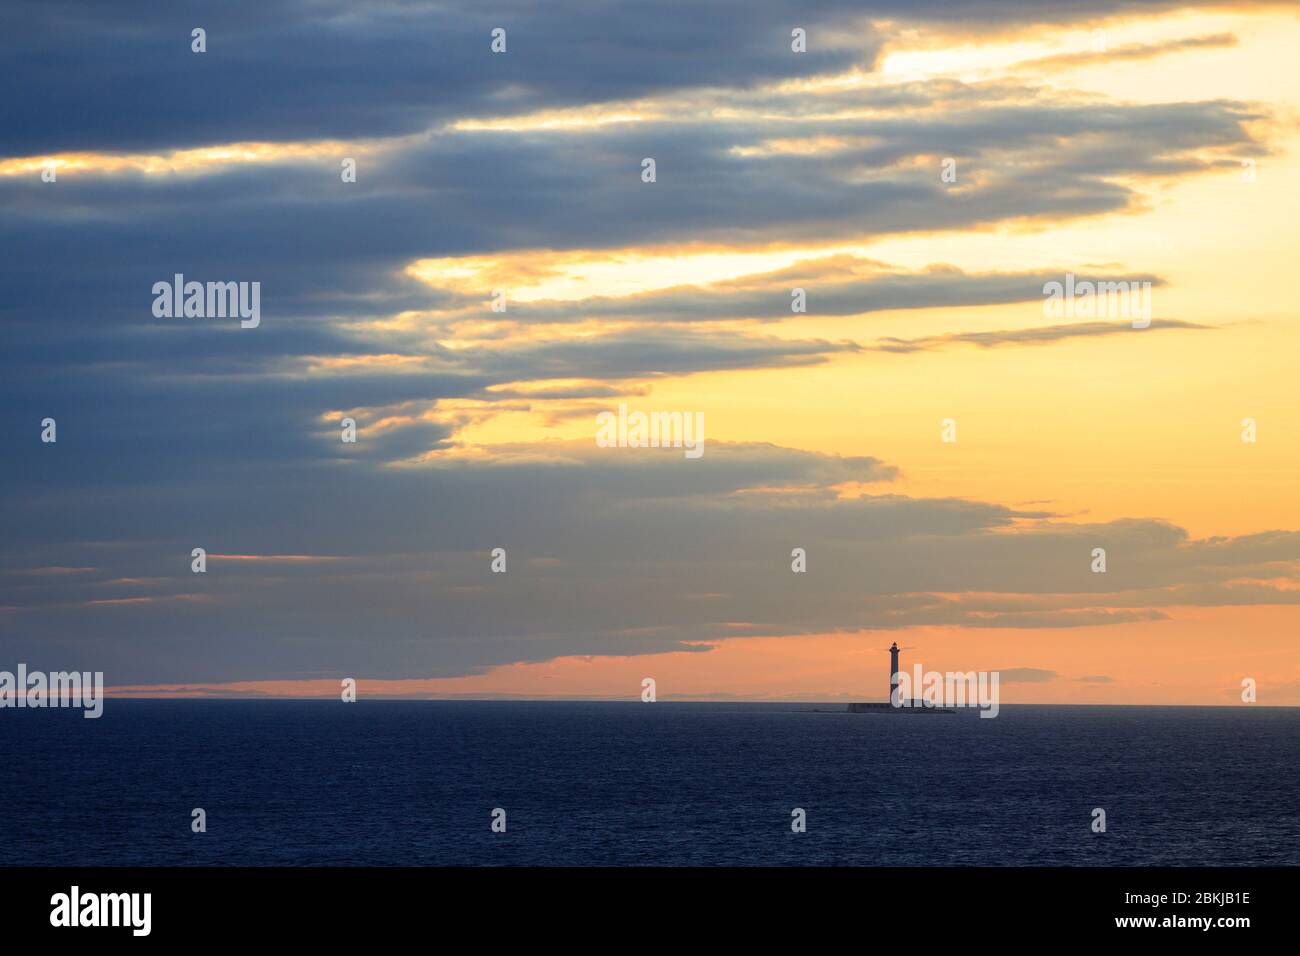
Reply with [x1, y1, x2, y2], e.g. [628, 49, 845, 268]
[872, 319, 1208, 353]
[9, 1, 1266, 157]
[0, 0, 877, 155]
[1011, 33, 1238, 74]
[4, 438, 1300, 682]
[455, 261, 1148, 325]
[996, 668, 1058, 683]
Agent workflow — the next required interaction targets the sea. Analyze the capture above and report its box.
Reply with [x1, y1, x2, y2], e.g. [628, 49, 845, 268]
[2, 701, 1296, 866]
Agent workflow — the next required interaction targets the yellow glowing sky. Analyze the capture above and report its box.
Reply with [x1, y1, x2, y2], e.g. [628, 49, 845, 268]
[441, 9, 1300, 543]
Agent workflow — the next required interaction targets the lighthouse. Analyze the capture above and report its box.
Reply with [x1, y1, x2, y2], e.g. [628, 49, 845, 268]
[889, 642, 900, 704]
[847, 640, 953, 713]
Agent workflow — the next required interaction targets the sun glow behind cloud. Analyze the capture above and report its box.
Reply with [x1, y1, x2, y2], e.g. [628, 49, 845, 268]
[405, 248, 820, 302]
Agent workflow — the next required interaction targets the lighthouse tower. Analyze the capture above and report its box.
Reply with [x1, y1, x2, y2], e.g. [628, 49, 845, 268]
[848, 640, 951, 713]
[889, 642, 901, 703]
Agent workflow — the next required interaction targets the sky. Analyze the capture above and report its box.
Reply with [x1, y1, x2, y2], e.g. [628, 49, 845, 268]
[2, 0, 1298, 705]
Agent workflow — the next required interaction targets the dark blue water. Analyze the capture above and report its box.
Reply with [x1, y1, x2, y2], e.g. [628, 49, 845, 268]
[2, 701, 1295, 865]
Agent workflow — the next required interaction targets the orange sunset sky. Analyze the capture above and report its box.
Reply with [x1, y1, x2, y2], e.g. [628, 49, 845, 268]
[4, 2, 1299, 705]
